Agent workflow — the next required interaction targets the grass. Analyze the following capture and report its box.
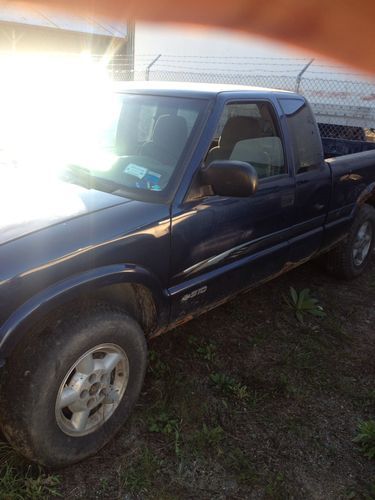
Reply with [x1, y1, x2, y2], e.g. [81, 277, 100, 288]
[0, 440, 61, 499]
[188, 336, 217, 362]
[225, 447, 258, 486]
[119, 447, 160, 495]
[148, 349, 170, 378]
[186, 424, 225, 458]
[209, 372, 249, 401]
[2, 260, 375, 499]
[353, 420, 375, 459]
[0, 463, 60, 499]
[148, 409, 182, 456]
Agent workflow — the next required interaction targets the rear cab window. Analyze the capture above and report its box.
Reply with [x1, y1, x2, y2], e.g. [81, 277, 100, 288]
[279, 98, 323, 174]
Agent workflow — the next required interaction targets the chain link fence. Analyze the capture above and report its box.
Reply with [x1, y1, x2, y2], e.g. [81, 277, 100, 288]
[106, 54, 375, 142]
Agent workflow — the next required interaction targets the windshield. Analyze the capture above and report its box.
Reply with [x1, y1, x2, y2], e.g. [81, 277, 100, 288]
[0, 90, 208, 202]
[77, 93, 207, 198]
[65, 94, 209, 199]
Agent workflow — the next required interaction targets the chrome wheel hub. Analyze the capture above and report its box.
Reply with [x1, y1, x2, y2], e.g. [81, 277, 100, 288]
[55, 343, 129, 437]
[352, 221, 373, 267]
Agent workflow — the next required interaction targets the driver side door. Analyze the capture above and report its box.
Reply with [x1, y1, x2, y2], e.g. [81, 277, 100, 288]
[168, 100, 296, 321]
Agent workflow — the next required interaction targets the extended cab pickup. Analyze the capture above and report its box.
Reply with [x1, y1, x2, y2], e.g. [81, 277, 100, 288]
[1, 83, 375, 467]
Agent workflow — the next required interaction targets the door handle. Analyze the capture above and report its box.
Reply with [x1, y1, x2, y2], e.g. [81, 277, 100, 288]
[281, 193, 295, 207]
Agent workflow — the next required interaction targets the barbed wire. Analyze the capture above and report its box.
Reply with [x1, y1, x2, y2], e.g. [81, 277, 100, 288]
[141, 65, 304, 73]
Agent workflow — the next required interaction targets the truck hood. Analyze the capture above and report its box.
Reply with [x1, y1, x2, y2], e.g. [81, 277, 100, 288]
[0, 169, 129, 246]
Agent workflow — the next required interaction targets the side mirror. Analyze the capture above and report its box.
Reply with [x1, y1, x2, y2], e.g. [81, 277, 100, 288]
[202, 160, 258, 197]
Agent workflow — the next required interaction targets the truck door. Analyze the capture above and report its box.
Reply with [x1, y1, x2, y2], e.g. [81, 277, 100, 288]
[169, 100, 296, 321]
[279, 98, 331, 262]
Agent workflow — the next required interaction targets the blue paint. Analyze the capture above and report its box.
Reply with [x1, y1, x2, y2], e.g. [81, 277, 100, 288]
[1, 83, 374, 358]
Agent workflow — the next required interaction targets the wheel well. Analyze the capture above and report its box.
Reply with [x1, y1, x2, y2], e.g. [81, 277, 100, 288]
[24, 283, 158, 344]
[4, 282, 158, 363]
[358, 185, 375, 210]
[366, 195, 375, 208]
[88, 282, 158, 335]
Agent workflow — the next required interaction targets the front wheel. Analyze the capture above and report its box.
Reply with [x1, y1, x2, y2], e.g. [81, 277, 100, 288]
[324, 204, 375, 279]
[0, 306, 147, 467]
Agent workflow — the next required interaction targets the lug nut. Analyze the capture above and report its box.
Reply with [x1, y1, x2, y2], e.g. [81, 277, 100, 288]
[89, 382, 100, 395]
[87, 398, 96, 409]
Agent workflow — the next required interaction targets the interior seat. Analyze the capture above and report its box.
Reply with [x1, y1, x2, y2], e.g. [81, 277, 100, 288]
[141, 114, 188, 166]
[206, 116, 263, 164]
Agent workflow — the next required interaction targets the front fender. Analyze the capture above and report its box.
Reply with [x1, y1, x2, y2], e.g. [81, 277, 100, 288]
[0, 264, 169, 359]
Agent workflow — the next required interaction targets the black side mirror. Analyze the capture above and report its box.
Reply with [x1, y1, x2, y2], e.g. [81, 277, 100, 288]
[202, 160, 258, 197]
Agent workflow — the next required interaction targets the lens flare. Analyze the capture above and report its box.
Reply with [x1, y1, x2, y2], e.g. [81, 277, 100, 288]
[0, 53, 119, 174]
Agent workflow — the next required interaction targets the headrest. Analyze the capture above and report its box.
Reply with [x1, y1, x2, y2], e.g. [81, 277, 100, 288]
[152, 114, 188, 148]
[219, 116, 262, 150]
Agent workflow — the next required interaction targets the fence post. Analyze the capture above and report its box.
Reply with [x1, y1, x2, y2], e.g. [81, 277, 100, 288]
[145, 54, 162, 81]
[295, 58, 314, 93]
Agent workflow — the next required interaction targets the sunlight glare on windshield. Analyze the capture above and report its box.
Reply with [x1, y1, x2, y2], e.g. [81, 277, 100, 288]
[0, 53, 119, 175]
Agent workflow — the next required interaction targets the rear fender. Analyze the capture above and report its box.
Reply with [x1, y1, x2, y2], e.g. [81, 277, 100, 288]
[356, 181, 375, 209]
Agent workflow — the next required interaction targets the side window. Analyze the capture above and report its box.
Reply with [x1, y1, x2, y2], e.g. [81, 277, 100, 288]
[206, 102, 286, 179]
[279, 98, 323, 174]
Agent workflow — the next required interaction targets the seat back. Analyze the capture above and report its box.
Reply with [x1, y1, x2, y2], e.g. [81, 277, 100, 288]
[141, 114, 188, 165]
[230, 136, 284, 178]
[206, 116, 262, 164]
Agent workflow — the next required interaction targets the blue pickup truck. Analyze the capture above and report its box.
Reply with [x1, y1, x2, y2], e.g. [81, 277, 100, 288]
[0, 83, 375, 467]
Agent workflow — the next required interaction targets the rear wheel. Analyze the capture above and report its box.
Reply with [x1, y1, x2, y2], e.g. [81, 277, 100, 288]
[0, 305, 147, 467]
[324, 204, 375, 279]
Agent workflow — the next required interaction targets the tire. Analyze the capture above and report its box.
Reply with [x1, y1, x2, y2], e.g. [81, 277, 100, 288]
[0, 304, 147, 467]
[324, 204, 375, 280]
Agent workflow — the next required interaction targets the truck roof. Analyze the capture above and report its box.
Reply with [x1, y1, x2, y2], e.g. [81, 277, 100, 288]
[113, 81, 296, 99]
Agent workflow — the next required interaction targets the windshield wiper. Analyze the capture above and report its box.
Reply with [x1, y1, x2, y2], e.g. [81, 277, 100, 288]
[61, 164, 125, 194]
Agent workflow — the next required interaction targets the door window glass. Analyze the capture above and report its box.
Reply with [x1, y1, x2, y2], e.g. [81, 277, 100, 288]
[206, 102, 286, 178]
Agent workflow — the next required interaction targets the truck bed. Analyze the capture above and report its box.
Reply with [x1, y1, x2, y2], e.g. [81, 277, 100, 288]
[322, 137, 375, 158]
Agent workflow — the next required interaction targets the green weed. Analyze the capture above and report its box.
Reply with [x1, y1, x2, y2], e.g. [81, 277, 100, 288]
[346, 480, 375, 500]
[231, 382, 249, 400]
[148, 350, 170, 378]
[210, 372, 249, 401]
[187, 424, 225, 458]
[210, 372, 236, 392]
[0, 463, 60, 499]
[188, 336, 217, 362]
[265, 472, 286, 498]
[365, 389, 375, 406]
[0, 441, 26, 468]
[148, 411, 182, 456]
[286, 287, 326, 323]
[97, 477, 110, 495]
[120, 447, 160, 495]
[196, 343, 217, 362]
[353, 420, 375, 459]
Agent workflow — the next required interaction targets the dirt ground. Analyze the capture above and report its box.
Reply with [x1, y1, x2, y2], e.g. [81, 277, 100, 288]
[2, 257, 375, 499]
